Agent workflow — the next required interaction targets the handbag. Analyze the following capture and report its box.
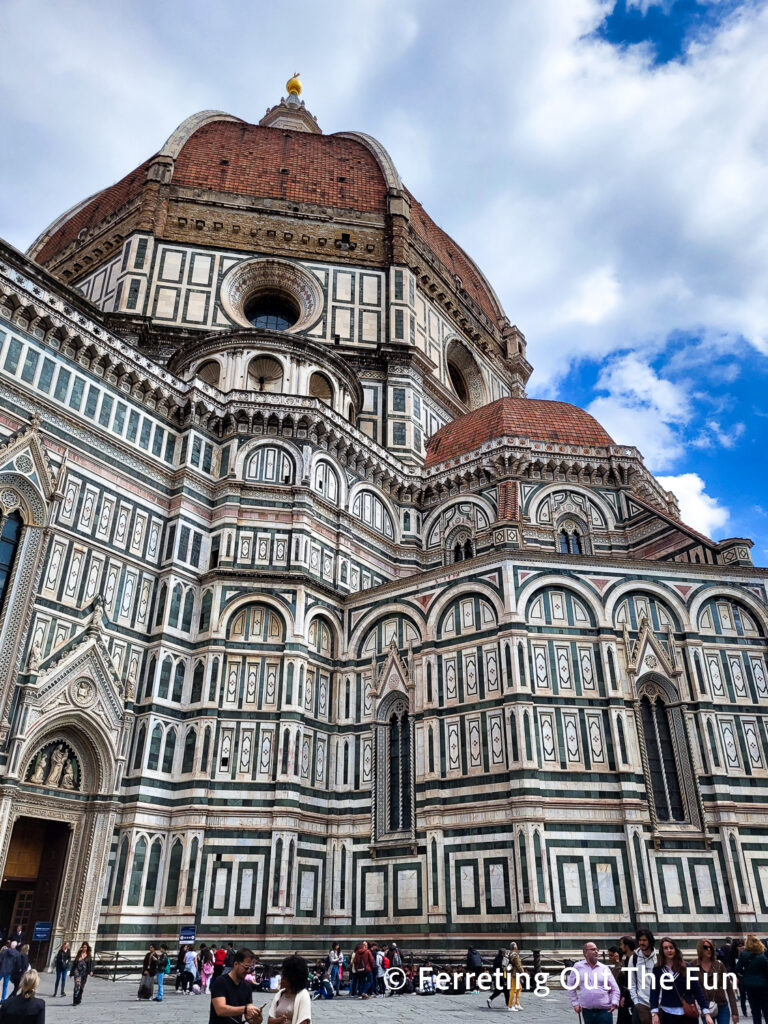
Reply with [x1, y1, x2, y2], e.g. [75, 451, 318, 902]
[673, 976, 699, 1019]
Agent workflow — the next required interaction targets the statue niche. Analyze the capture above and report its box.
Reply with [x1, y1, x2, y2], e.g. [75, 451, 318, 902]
[26, 739, 81, 792]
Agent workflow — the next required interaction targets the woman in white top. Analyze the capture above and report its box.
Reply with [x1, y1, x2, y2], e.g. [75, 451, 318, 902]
[268, 955, 311, 1024]
[328, 944, 342, 994]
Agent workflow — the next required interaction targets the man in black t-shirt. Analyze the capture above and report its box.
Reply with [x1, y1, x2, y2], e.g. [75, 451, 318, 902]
[209, 948, 263, 1024]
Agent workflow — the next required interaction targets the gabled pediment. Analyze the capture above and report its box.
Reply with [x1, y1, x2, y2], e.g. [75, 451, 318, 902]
[22, 600, 127, 731]
[0, 413, 59, 499]
[372, 638, 413, 701]
[623, 618, 681, 679]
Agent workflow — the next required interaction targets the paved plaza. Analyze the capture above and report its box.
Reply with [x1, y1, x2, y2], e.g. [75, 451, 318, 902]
[38, 976, 578, 1023]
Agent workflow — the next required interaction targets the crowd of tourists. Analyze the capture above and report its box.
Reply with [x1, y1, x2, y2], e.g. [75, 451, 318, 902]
[564, 931, 768, 1024]
[1, 928, 768, 1023]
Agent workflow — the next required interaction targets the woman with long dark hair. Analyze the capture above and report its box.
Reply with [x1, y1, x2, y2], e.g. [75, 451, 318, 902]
[70, 942, 93, 1006]
[650, 937, 714, 1024]
[268, 955, 311, 1024]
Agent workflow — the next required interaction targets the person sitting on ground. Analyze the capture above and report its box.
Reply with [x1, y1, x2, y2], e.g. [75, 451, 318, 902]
[417, 958, 436, 995]
[0, 967, 45, 1024]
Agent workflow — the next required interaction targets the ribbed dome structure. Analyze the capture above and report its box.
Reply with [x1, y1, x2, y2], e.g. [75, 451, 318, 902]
[425, 396, 615, 466]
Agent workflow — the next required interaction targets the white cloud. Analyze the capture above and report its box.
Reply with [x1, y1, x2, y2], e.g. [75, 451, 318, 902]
[586, 352, 690, 470]
[691, 419, 745, 449]
[656, 472, 730, 537]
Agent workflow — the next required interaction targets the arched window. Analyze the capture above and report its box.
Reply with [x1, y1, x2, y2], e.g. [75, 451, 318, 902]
[172, 662, 185, 703]
[342, 741, 349, 786]
[112, 836, 130, 905]
[272, 838, 283, 906]
[286, 840, 295, 908]
[157, 656, 172, 699]
[314, 462, 339, 504]
[201, 727, 212, 773]
[141, 655, 156, 702]
[185, 837, 199, 907]
[208, 658, 219, 703]
[518, 832, 530, 904]
[617, 716, 628, 765]
[428, 728, 435, 773]
[375, 697, 412, 838]
[143, 839, 162, 906]
[199, 591, 213, 633]
[557, 522, 585, 555]
[127, 836, 147, 906]
[168, 584, 182, 628]
[426, 663, 433, 703]
[340, 845, 347, 909]
[463, 538, 474, 559]
[132, 724, 146, 771]
[0, 511, 23, 616]
[351, 490, 395, 539]
[281, 729, 290, 775]
[181, 590, 194, 633]
[640, 694, 685, 822]
[164, 840, 183, 907]
[293, 734, 301, 777]
[191, 662, 205, 703]
[182, 729, 197, 773]
[155, 584, 167, 626]
[245, 445, 294, 484]
[147, 724, 163, 770]
[453, 542, 463, 562]
[162, 729, 177, 774]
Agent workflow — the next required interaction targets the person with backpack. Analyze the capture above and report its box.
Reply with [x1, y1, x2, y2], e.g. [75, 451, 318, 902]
[213, 944, 227, 981]
[466, 947, 483, 993]
[153, 944, 170, 1002]
[486, 948, 509, 1008]
[630, 929, 658, 1024]
[10, 945, 30, 998]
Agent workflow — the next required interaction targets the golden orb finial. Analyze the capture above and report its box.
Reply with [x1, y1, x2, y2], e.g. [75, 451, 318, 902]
[286, 73, 302, 96]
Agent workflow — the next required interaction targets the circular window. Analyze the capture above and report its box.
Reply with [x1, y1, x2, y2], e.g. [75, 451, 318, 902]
[219, 258, 324, 333]
[446, 339, 486, 410]
[244, 292, 299, 332]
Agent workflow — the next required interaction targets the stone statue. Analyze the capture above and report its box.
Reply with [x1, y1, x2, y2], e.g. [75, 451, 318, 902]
[27, 642, 42, 673]
[45, 743, 67, 787]
[61, 759, 76, 790]
[30, 752, 47, 784]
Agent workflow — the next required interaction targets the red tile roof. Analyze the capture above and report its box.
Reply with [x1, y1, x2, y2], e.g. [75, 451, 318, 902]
[172, 121, 389, 212]
[426, 397, 614, 467]
[407, 190, 500, 325]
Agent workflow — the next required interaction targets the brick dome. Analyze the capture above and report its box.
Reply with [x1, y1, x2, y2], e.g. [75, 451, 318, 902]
[28, 112, 505, 326]
[425, 397, 615, 466]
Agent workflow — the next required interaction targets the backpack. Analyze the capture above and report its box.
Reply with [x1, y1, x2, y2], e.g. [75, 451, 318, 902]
[382, 956, 390, 970]
[392, 950, 402, 968]
[157, 952, 170, 974]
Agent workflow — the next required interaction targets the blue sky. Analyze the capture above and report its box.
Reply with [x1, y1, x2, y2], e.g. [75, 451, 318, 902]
[1, 0, 767, 558]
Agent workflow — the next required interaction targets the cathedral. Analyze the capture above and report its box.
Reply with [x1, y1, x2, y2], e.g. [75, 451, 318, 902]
[0, 78, 766, 960]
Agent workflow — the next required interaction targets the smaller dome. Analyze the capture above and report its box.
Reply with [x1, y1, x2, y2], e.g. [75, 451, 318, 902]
[425, 397, 614, 466]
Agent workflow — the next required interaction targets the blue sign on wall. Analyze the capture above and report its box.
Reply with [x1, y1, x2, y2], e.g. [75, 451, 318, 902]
[179, 925, 196, 944]
[32, 922, 52, 941]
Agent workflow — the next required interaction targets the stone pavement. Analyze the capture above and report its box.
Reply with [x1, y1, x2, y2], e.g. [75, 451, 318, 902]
[39, 976, 579, 1023]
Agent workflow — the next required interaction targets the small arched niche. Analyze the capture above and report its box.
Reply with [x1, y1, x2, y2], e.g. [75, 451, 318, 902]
[247, 355, 284, 393]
